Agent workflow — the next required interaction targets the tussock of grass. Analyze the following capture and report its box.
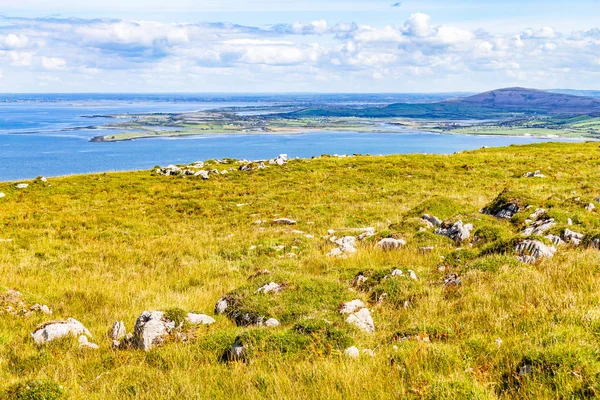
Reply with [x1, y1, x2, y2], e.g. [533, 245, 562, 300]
[2, 142, 600, 398]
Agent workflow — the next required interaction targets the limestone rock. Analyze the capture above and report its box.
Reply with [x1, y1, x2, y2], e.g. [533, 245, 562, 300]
[421, 214, 442, 228]
[563, 229, 584, 246]
[78, 335, 99, 349]
[132, 311, 176, 351]
[436, 220, 473, 243]
[30, 304, 52, 315]
[15, 183, 28, 189]
[31, 318, 92, 345]
[272, 218, 296, 225]
[186, 313, 216, 325]
[110, 321, 126, 340]
[494, 203, 521, 219]
[256, 282, 283, 294]
[523, 218, 555, 236]
[214, 297, 230, 315]
[0, 193, 5, 199]
[408, 270, 418, 280]
[344, 346, 360, 358]
[545, 234, 565, 246]
[223, 337, 246, 363]
[339, 299, 365, 314]
[195, 170, 210, 180]
[346, 308, 374, 334]
[523, 170, 545, 178]
[391, 269, 403, 277]
[264, 318, 280, 327]
[362, 349, 375, 357]
[377, 238, 406, 250]
[586, 203, 596, 212]
[515, 240, 556, 263]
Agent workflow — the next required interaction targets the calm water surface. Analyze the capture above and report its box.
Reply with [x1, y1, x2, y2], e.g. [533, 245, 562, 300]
[0, 95, 579, 181]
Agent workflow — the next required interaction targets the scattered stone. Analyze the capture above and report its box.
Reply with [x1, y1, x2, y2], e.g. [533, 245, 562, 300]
[346, 308, 374, 334]
[436, 220, 473, 243]
[223, 336, 246, 363]
[443, 273, 460, 287]
[523, 170, 545, 178]
[214, 297, 230, 314]
[515, 240, 556, 263]
[110, 321, 126, 340]
[0, 193, 4, 199]
[256, 282, 283, 294]
[326, 247, 344, 257]
[391, 269, 403, 277]
[344, 346, 360, 358]
[523, 218, 555, 236]
[568, 218, 573, 225]
[376, 237, 406, 250]
[529, 208, 547, 220]
[421, 214, 442, 228]
[264, 318, 280, 327]
[588, 238, 600, 250]
[495, 338, 503, 347]
[351, 273, 368, 287]
[78, 335, 99, 349]
[545, 234, 565, 246]
[357, 228, 375, 241]
[362, 349, 375, 357]
[249, 269, 271, 279]
[563, 229, 584, 246]
[195, 170, 210, 179]
[339, 299, 365, 314]
[132, 311, 176, 351]
[30, 304, 52, 315]
[419, 246, 434, 254]
[408, 270, 418, 280]
[273, 218, 297, 225]
[31, 318, 92, 345]
[327, 229, 336, 235]
[186, 313, 216, 325]
[586, 203, 596, 212]
[15, 183, 28, 189]
[494, 203, 522, 219]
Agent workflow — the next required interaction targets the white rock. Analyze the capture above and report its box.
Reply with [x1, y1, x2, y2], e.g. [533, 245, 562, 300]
[346, 308, 374, 334]
[377, 238, 406, 250]
[391, 269, 403, 277]
[132, 311, 176, 351]
[529, 208, 546, 220]
[195, 170, 210, 180]
[344, 346, 360, 358]
[214, 297, 230, 314]
[256, 282, 283, 294]
[31, 318, 92, 345]
[30, 304, 52, 315]
[515, 240, 556, 263]
[15, 183, 28, 189]
[340, 299, 365, 314]
[545, 234, 565, 246]
[436, 220, 473, 243]
[264, 318, 280, 327]
[186, 313, 216, 325]
[522, 218, 555, 236]
[408, 270, 418, 280]
[495, 338, 503, 347]
[563, 229, 584, 246]
[421, 214, 442, 227]
[568, 218, 573, 226]
[326, 247, 344, 257]
[0, 193, 5, 199]
[523, 170, 545, 178]
[273, 218, 296, 225]
[327, 229, 335, 235]
[110, 321, 126, 340]
[362, 349, 375, 357]
[78, 335, 99, 349]
[586, 203, 596, 212]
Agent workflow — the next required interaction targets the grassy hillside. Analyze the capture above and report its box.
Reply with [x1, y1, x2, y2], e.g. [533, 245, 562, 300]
[2, 142, 600, 399]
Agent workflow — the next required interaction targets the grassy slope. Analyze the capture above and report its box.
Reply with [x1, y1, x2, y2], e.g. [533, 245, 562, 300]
[2, 143, 600, 399]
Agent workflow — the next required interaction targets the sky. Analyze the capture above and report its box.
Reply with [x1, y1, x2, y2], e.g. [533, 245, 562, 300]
[1, 0, 600, 93]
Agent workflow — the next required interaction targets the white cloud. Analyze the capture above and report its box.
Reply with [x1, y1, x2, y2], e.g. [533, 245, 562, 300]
[41, 56, 67, 70]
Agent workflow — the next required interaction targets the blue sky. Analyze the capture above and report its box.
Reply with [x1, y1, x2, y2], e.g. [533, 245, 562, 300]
[1, 0, 600, 92]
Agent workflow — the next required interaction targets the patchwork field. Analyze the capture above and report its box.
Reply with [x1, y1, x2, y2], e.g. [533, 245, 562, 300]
[2, 142, 600, 399]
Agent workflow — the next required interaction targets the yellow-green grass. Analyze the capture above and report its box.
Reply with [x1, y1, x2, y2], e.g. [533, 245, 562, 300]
[2, 142, 600, 399]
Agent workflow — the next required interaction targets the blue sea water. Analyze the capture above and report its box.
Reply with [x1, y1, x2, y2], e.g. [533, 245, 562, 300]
[0, 94, 580, 182]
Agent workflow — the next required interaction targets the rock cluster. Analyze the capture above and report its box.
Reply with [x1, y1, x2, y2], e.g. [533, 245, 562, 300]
[515, 240, 556, 263]
[436, 220, 473, 243]
[340, 300, 374, 333]
[155, 154, 289, 178]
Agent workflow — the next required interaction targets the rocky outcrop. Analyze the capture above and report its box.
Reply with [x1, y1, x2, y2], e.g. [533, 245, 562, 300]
[346, 308, 374, 334]
[31, 318, 92, 345]
[436, 220, 473, 243]
[376, 238, 406, 250]
[523, 218, 555, 236]
[132, 311, 176, 351]
[563, 229, 584, 246]
[515, 240, 556, 263]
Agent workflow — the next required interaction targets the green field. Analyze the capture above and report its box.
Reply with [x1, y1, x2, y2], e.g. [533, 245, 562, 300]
[2, 143, 600, 399]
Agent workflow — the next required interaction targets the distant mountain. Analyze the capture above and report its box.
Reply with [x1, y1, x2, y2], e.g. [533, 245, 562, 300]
[290, 87, 600, 119]
[454, 87, 600, 113]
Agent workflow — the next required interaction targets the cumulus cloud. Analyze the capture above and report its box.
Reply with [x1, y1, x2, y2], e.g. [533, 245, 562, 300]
[0, 14, 599, 91]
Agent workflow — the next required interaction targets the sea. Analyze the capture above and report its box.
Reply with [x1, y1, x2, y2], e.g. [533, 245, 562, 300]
[0, 93, 580, 182]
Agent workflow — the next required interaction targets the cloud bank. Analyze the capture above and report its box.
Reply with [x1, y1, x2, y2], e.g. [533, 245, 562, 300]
[0, 14, 598, 92]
